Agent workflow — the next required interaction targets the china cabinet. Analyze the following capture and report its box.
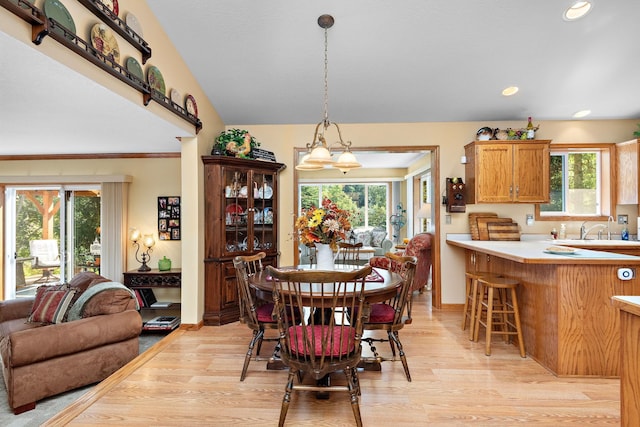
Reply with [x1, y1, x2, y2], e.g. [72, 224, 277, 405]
[202, 156, 286, 325]
[465, 140, 551, 203]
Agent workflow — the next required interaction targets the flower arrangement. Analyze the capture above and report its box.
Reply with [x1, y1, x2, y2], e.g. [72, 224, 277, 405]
[295, 198, 352, 250]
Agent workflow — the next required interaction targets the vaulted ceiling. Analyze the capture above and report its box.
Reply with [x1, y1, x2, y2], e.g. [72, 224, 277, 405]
[2, 1, 639, 156]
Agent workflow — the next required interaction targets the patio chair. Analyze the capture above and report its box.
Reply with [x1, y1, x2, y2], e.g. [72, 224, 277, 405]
[29, 239, 61, 283]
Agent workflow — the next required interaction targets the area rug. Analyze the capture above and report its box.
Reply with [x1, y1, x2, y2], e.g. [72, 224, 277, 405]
[0, 332, 164, 427]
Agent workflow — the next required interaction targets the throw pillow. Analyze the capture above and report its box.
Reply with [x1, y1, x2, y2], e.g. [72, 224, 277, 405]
[355, 231, 372, 247]
[28, 286, 77, 324]
[371, 230, 387, 247]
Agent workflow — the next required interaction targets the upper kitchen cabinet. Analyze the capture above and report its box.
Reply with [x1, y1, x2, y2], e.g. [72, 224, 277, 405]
[465, 140, 551, 203]
[616, 138, 640, 205]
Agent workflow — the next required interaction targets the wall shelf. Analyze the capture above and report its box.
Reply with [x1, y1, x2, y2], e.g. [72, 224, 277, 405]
[1, 1, 202, 134]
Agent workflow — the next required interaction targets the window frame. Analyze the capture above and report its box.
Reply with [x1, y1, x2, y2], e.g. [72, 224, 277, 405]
[535, 143, 615, 221]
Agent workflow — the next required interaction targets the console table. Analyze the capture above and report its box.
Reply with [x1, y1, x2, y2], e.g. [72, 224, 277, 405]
[122, 269, 181, 288]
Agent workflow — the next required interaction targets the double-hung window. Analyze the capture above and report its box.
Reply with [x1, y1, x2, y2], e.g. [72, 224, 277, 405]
[536, 144, 613, 220]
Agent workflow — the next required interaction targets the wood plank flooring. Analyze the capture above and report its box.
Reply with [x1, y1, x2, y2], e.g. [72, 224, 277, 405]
[45, 292, 620, 426]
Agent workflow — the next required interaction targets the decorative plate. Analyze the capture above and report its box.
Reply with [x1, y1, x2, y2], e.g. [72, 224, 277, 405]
[102, 0, 118, 17]
[147, 66, 166, 95]
[170, 89, 181, 105]
[125, 57, 144, 82]
[242, 236, 260, 250]
[253, 208, 262, 224]
[125, 12, 142, 36]
[9, 0, 33, 9]
[185, 94, 198, 117]
[257, 184, 273, 199]
[225, 204, 243, 215]
[262, 207, 273, 224]
[239, 186, 248, 198]
[43, 0, 76, 38]
[91, 23, 120, 64]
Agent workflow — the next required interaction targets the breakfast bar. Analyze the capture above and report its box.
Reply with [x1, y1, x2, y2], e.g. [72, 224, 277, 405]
[447, 237, 640, 377]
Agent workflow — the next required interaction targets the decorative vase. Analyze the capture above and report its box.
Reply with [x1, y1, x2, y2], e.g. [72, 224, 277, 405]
[315, 243, 335, 270]
[158, 256, 172, 271]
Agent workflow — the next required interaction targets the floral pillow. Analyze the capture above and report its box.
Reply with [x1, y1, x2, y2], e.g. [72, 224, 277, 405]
[371, 230, 387, 247]
[355, 231, 372, 247]
[28, 285, 77, 324]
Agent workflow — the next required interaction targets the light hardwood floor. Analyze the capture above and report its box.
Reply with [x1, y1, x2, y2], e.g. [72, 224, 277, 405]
[45, 291, 620, 426]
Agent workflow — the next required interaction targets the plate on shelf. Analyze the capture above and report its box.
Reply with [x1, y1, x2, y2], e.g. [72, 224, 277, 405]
[185, 94, 198, 117]
[9, 0, 33, 9]
[147, 65, 166, 95]
[125, 57, 144, 82]
[125, 12, 143, 36]
[543, 246, 577, 255]
[257, 184, 273, 199]
[239, 186, 248, 198]
[91, 23, 120, 64]
[254, 208, 262, 224]
[170, 88, 181, 105]
[43, 0, 76, 38]
[102, 0, 118, 16]
[225, 203, 244, 215]
[242, 236, 260, 250]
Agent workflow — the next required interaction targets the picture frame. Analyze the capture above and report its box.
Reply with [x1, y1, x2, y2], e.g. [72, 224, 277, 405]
[158, 196, 181, 240]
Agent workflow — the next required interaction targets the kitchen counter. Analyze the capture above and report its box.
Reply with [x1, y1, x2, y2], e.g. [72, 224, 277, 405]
[611, 296, 640, 425]
[447, 236, 640, 377]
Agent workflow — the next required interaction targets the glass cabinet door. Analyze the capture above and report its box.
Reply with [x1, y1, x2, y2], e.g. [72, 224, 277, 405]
[252, 171, 276, 253]
[223, 168, 249, 255]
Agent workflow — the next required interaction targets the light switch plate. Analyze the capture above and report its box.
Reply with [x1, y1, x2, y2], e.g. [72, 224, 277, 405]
[618, 215, 628, 224]
[526, 214, 534, 226]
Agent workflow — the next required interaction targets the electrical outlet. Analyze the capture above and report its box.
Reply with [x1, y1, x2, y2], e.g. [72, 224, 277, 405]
[526, 214, 534, 226]
[618, 215, 628, 224]
[445, 215, 452, 225]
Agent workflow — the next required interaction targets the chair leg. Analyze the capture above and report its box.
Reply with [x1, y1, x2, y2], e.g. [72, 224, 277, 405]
[240, 329, 264, 381]
[510, 288, 526, 358]
[278, 370, 296, 427]
[485, 287, 494, 356]
[345, 367, 363, 427]
[467, 278, 479, 340]
[389, 330, 411, 382]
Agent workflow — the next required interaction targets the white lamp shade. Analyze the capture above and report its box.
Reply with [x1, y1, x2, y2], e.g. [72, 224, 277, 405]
[142, 234, 156, 249]
[307, 146, 334, 164]
[334, 151, 362, 171]
[129, 228, 141, 242]
[417, 203, 432, 219]
[295, 153, 324, 170]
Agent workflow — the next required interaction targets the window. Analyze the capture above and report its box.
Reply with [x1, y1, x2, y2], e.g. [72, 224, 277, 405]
[537, 144, 613, 220]
[299, 183, 389, 230]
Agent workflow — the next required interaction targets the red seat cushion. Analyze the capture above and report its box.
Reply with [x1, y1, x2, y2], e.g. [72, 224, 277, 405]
[256, 303, 275, 323]
[288, 325, 356, 356]
[366, 303, 396, 323]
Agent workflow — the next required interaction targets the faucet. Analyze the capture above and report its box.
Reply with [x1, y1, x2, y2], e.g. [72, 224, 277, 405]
[580, 221, 607, 240]
[607, 215, 614, 240]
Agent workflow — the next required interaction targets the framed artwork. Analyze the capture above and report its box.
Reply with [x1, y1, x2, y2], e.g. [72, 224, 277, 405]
[158, 196, 180, 240]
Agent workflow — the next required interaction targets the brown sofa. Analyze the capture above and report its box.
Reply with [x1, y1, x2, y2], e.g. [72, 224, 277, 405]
[0, 272, 142, 414]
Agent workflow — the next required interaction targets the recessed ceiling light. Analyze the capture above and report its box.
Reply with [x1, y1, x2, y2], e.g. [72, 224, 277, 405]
[573, 109, 592, 118]
[563, 1, 593, 21]
[502, 86, 519, 96]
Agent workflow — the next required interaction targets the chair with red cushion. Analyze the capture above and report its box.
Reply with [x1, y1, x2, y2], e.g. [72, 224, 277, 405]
[362, 254, 417, 382]
[369, 232, 432, 319]
[267, 264, 372, 427]
[233, 252, 279, 381]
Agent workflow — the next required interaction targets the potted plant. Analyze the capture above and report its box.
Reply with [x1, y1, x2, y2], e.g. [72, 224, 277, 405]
[634, 123, 640, 138]
[212, 129, 260, 158]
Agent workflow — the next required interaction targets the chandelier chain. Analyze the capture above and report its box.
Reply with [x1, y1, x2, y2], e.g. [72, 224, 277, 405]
[323, 27, 329, 128]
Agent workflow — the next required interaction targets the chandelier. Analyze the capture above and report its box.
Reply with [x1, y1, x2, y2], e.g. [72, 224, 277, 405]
[295, 14, 361, 174]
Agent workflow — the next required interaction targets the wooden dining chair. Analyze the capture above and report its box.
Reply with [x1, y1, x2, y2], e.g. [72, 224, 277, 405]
[267, 264, 372, 427]
[362, 254, 417, 382]
[337, 241, 363, 265]
[233, 252, 279, 381]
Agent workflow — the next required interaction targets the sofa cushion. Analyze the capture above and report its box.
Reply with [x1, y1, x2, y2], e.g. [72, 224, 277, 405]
[28, 286, 77, 324]
[67, 281, 137, 321]
[371, 230, 387, 247]
[355, 231, 372, 246]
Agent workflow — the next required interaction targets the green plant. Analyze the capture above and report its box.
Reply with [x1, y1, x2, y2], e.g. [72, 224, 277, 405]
[213, 129, 260, 158]
[634, 123, 640, 138]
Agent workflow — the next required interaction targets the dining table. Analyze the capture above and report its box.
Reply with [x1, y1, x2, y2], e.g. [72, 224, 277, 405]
[249, 263, 404, 371]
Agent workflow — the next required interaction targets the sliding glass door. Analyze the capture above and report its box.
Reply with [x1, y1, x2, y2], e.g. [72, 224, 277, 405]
[4, 185, 101, 299]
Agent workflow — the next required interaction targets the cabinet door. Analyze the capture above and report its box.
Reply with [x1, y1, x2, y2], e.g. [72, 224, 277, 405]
[616, 139, 639, 205]
[222, 167, 250, 255]
[475, 144, 513, 202]
[252, 170, 277, 254]
[513, 143, 550, 203]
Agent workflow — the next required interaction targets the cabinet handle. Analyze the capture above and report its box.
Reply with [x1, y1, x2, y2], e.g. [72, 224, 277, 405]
[509, 185, 513, 196]
[516, 186, 519, 196]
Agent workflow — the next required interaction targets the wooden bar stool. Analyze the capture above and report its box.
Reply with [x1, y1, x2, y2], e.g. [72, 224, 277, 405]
[462, 271, 500, 340]
[473, 276, 526, 357]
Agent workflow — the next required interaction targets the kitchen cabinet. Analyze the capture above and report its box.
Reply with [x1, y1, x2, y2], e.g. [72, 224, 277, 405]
[616, 138, 640, 205]
[465, 140, 551, 203]
[202, 156, 286, 325]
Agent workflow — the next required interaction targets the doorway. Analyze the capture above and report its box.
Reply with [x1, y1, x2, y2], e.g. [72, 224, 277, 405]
[4, 185, 101, 299]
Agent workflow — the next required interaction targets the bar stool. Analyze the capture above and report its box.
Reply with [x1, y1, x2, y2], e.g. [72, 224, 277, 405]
[473, 276, 525, 357]
[462, 271, 500, 340]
